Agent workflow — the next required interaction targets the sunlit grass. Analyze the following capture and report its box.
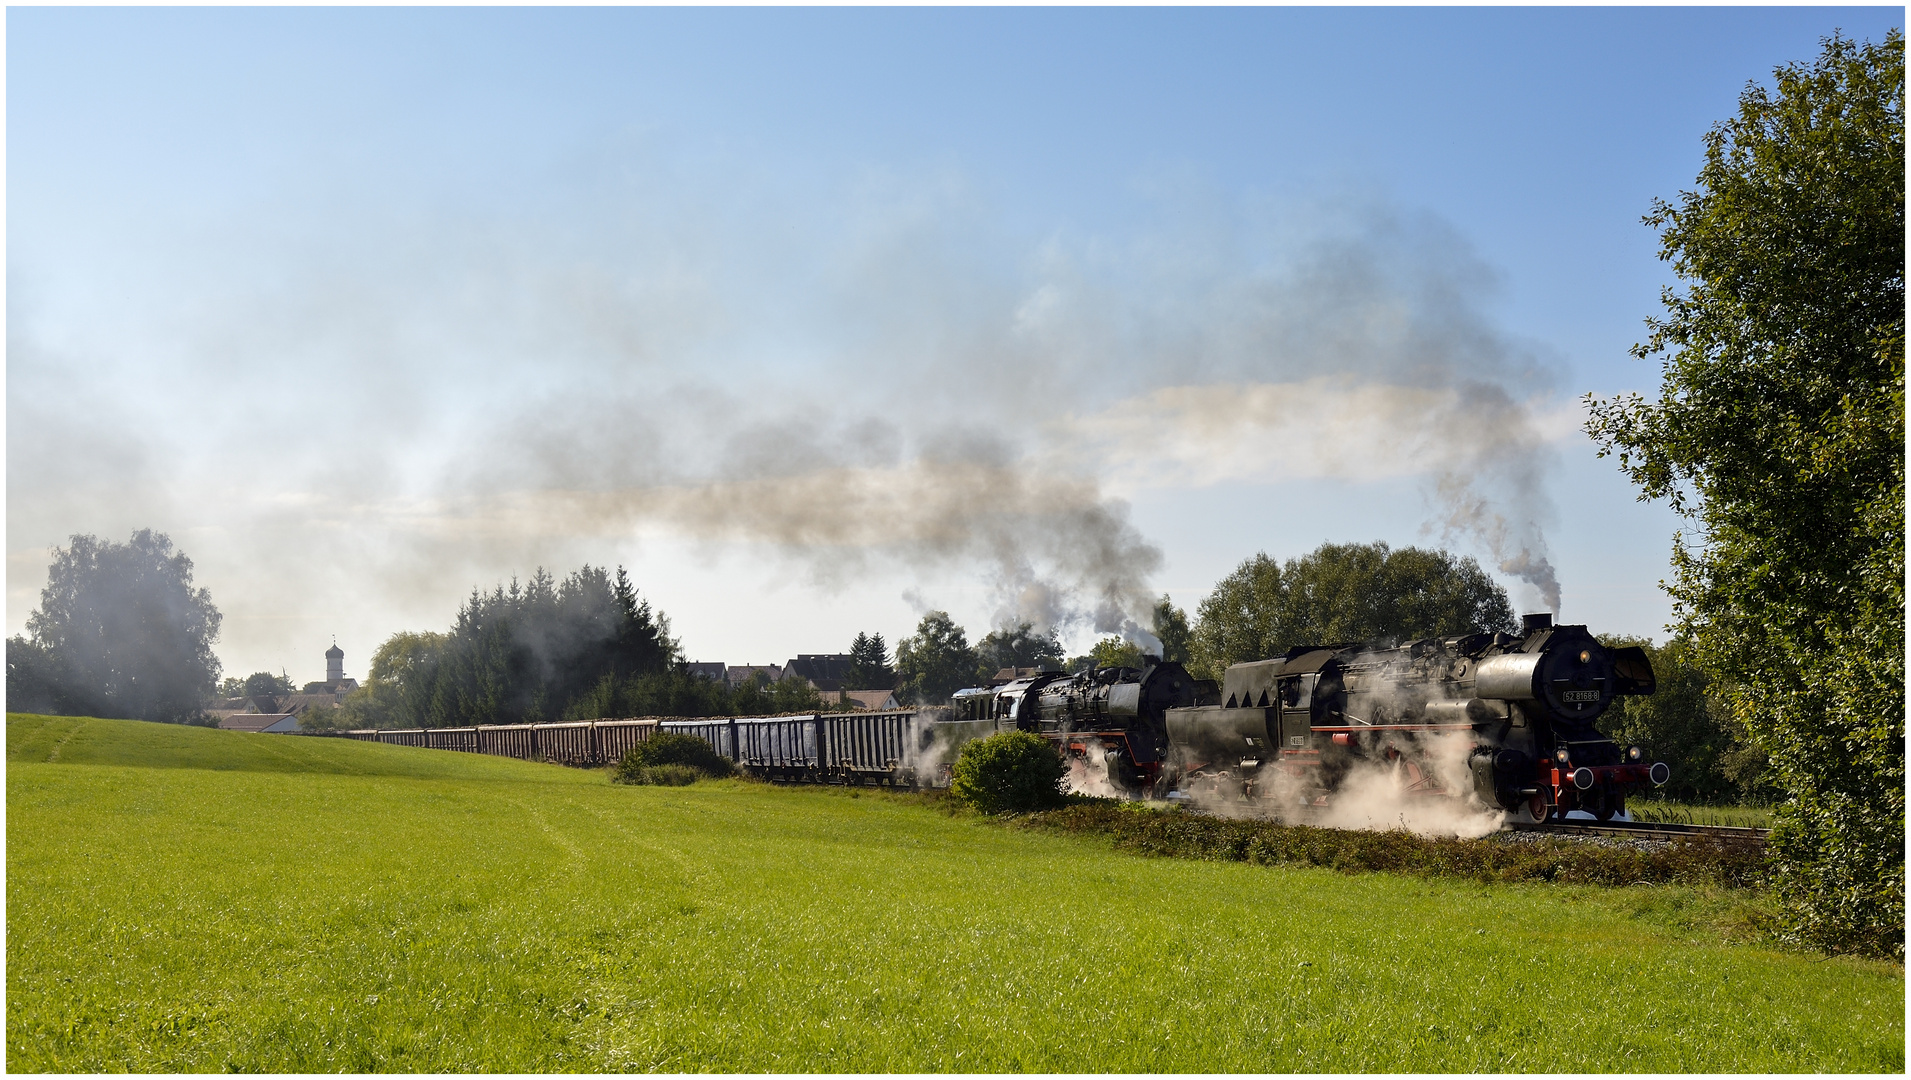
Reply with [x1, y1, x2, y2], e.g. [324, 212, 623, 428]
[1628, 797, 1776, 828]
[7, 714, 1901, 1072]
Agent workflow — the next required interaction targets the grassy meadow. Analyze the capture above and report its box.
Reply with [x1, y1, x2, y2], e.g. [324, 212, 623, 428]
[8, 713, 1903, 1072]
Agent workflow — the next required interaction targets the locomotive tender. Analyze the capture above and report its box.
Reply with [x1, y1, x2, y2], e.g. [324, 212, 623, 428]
[949, 612, 1669, 821]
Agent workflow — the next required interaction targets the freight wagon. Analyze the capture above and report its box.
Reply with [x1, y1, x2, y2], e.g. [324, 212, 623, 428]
[305, 711, 959, 786]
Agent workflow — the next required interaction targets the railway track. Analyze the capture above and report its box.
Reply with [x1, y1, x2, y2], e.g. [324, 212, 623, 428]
[1509, 818, 1769, 847]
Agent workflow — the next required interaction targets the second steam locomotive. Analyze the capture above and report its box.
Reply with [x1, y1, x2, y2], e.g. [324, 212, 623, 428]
[947, 612, 1669, 822]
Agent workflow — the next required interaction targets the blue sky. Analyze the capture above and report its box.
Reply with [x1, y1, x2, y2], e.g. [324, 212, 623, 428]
[8, 7, 1902, 682]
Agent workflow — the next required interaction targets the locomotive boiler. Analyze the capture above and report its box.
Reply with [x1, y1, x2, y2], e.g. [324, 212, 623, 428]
[1160, 612, 1668, 820]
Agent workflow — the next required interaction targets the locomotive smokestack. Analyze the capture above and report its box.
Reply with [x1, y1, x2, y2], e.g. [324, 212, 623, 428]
[1521, 612, 1554, 633]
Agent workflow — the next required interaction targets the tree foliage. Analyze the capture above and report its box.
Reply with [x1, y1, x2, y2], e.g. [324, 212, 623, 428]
[1598, 635, 1771, 804]
[326, 576, 847, 729]
[843, 631, 895, 690]
[328, 631, 448, 729]
[895, 611, 978, 705]
[221, 672, 294, 700]
[1073, 598, 1192, 672]
[1190, 541, 1516, 679]
[1065, 637, 1136, 674]
[5, 530, 222, 723]
[569, 665, 829, 722]
[1152, 595, 1193, 665]
[974, 621, 1064, 682]
[950, 731, 1067, 815]
[1584, 31, 1904, 958]
[331, 567, 681, 728]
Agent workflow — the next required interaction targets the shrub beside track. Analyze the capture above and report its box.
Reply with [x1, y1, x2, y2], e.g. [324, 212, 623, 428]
[1020, 803, 1769, 889]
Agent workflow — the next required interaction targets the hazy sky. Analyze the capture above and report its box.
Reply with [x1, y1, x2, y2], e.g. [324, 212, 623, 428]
[9, 7, 1902, 685]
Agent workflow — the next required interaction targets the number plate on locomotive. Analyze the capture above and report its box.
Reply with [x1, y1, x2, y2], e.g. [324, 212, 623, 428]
[1561, 689, 1601, 702]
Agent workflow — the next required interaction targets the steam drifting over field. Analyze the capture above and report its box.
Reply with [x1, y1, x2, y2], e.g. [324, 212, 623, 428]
[11, 175, 1574, 662]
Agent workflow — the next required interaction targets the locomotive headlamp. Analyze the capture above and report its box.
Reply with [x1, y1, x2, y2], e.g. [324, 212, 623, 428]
[1627, 746, 1644, 762]
[1555, 748, 1570, 765]
[1579, 650, 1591, 663]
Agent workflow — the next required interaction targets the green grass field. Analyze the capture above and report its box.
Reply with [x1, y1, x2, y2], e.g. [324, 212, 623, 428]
[8, 714, 1902, 1072]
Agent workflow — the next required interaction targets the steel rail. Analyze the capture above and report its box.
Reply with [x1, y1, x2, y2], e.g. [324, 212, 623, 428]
[1508, 819, 1769, 847]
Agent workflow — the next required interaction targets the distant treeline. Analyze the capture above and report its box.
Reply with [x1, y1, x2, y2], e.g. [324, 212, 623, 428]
[304, 567, 836, 731]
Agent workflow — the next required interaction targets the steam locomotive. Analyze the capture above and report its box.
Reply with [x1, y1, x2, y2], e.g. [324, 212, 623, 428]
[946, 613, 1669, 821]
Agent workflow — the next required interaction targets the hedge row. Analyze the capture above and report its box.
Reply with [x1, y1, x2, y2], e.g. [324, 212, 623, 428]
[1017, 804, 1768, 890]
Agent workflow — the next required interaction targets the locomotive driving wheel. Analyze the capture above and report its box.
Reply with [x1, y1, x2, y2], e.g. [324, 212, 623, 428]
[1103, 745, 1145, 799]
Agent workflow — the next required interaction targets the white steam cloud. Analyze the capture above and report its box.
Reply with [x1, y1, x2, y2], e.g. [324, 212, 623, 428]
[1167, 727, 1506, 839]
[8, 177, 1573, 667]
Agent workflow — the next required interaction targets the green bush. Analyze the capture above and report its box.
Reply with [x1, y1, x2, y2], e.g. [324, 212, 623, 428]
[613, 733, 732, 784]
[950, 731, 1066, 815]
[619, 763, 703, 787]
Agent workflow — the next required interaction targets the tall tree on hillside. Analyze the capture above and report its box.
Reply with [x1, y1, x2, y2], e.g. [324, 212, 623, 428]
[1585, 31, 1904, 958]
[895, 611, 979, 706]
[1190, 541, 1515, 680]
[5, 530, 222, 723]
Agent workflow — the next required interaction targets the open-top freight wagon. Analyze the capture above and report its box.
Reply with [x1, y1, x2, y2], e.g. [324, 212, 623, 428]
[317, 710, 968, 787]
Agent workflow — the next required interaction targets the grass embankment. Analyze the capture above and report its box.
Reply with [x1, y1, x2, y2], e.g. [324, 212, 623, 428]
[1019, 804, 1767, 889]
[8, 714, 1903, 1072]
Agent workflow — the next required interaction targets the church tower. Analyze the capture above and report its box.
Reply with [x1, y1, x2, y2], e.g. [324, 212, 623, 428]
[326, 639, 345, 684]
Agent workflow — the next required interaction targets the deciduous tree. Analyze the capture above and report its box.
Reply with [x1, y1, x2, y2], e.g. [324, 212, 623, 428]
[1598, 635, 1770, 805]
[1190, 541, 1515, 679]
[240, 672, 294, 698]
[1083, 637, 1143, 671]
[333, 631, 448, 729]
[1584, 31, 1903, 957]
[974, 621, 1064, 682]
[5, 530, 222, 723]
[1152, 595, 1193, 665]
[895, 611, 979, 705]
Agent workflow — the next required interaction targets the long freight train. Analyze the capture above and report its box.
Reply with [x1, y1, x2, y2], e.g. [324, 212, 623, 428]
[308, 613, 1669, 822]
[315, 711, 953, 787]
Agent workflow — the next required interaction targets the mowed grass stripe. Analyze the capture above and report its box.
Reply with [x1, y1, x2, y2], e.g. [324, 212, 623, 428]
[6, 715, 1902, 1072]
